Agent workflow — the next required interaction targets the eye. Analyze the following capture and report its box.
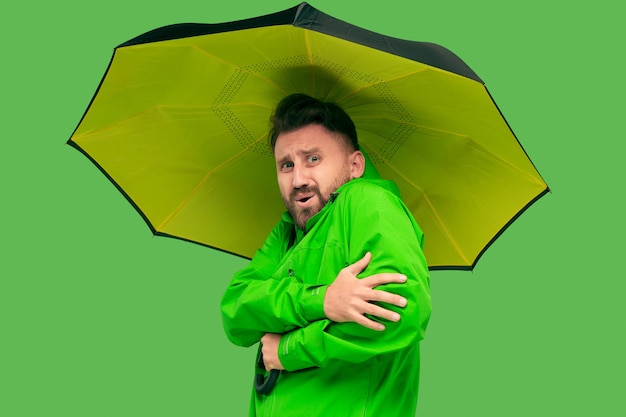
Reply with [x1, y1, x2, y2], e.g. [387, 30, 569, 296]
[307, 155, 320, 164]
[280, 161, 294, 171]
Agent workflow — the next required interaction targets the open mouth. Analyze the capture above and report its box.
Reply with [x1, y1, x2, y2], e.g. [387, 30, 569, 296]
[294, 194, 315, 206]
[292, 188, 319, 207]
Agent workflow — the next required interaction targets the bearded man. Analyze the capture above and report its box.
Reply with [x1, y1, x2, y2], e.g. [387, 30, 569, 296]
[221, 93, 431, 416]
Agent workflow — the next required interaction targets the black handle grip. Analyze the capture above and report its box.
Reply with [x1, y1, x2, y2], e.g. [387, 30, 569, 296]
[254, 348, 280, 395]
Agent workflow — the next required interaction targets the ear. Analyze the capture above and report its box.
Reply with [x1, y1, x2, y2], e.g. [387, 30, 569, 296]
[349, 150, 366, 178]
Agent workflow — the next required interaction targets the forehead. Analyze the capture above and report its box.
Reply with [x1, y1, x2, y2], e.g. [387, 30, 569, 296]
[273, 124, 345, 157]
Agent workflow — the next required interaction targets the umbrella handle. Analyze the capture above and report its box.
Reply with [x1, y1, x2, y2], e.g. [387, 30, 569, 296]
[254, 347, 280, 395]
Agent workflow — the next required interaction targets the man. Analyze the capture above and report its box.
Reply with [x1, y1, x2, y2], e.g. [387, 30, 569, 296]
[220, 93, 431, 416]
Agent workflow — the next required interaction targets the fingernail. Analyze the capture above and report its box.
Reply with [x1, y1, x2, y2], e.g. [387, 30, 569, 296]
[377, 324, 385, 331]
[399, 275, 407, 282]
[399, 297, 407, 307]
[391, 313, 400, 322]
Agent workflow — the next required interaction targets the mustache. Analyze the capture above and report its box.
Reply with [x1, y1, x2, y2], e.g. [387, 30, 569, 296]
[290, 185, 321, 199]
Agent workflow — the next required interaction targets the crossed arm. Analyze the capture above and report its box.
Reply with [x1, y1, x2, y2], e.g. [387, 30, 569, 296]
[261, 251, 407, 370]
[221, 248, 409, 370]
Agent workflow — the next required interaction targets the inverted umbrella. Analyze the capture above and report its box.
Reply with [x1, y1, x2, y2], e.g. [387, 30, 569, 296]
[68, 2, 549, 270]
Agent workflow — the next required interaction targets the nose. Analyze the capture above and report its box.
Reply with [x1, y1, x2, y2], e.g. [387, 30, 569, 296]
[292, 165, 309, 189]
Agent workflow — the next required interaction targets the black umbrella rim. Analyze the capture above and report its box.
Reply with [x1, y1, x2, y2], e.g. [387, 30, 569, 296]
[117, 2, 482, 83]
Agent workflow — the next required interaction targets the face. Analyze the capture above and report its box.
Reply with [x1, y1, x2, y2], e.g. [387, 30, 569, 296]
[274, 124, 364, 230]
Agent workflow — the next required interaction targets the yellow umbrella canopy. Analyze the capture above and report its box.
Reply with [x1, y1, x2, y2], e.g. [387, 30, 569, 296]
[69, 2, 549, 270]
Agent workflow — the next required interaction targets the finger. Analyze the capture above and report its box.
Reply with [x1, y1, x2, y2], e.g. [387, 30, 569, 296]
[352, 314, 386, 331]
[361, 273, 407, 288]
[260, 334, 271, 345]
[346, 252, 372, 274]
[368, 289, 408, 308]
[362, 303, 402, 322]
[261, 347, 274, 371]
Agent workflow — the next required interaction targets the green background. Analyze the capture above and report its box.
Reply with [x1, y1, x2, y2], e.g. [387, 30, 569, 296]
[2, 0, 623, 415]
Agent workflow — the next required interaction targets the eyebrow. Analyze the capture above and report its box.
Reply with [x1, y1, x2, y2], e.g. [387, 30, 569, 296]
[276, 147, 322, 166]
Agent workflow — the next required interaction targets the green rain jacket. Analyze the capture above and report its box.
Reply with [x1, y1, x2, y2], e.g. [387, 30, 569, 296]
[221, 169, 431, 417]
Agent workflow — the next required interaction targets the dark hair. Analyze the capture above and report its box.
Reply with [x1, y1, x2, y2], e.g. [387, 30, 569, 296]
[268, 93, 358, 152]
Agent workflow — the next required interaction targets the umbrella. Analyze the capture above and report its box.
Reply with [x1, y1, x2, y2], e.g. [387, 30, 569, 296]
[68, 2, 549, 270]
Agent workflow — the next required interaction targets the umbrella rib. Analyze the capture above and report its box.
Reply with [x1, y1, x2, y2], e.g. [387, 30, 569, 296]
[337, 67, 430, 103]
[363, 144, 472, 266]
[354, 114, 458, 136]
[72, 108, 156, 141]
[357, 114, 545, 186]
[154, 132, 269, 231]
[186, 43, 289, 95]
[304, 29, 318, 95]
[74, 103, 271, 140]
[418, 193, 471, 266]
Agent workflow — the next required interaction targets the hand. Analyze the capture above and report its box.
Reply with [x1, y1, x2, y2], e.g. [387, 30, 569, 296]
[324, 252, 408, 331]
[260, 333, 285, 371]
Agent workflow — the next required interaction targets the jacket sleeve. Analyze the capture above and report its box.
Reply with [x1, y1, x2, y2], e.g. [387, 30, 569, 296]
[220, 216, 329, 347]
[277, 183, 432, 371]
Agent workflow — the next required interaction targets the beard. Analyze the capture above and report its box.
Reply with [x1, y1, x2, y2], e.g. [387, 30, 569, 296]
[283, 167, 352, 230]
[285, 185, 325, 230]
